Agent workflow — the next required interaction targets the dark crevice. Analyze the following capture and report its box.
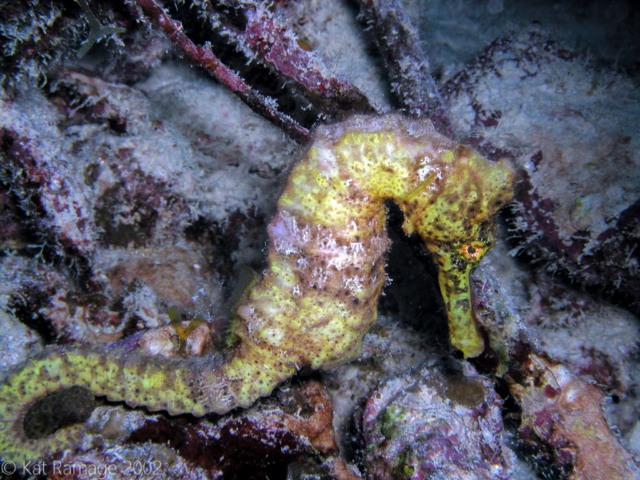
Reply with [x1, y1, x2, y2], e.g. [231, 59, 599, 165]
[380, 200, 449, 345]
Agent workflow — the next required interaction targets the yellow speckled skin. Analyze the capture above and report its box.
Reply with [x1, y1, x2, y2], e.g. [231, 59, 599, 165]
[0, 115, 513, 461]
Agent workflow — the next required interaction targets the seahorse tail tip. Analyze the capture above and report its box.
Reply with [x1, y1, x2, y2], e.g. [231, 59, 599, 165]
[0, 379, 88, 461]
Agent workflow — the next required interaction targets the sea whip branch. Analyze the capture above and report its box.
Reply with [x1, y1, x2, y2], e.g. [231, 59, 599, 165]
[131, 0, 310, 142]
[209, 0, 375, 117]
[356, 0, 442, 119]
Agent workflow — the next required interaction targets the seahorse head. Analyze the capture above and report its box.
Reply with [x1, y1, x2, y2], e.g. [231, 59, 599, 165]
[399, 144, 514, 357]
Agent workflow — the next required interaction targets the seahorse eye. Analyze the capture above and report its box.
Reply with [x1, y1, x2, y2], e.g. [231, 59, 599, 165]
[460, 241, 486, 262]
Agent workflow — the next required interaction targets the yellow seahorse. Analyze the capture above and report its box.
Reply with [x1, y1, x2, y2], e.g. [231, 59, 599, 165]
[0, 115, 513, 460]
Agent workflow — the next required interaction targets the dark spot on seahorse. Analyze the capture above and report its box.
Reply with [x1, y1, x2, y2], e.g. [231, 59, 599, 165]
[445, 193, 460, 204]
[23, 386, 97, 439]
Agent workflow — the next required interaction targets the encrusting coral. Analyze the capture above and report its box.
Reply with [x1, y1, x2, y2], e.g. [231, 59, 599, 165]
[361, 362, 515, 480]
[0, 114, 513, 461]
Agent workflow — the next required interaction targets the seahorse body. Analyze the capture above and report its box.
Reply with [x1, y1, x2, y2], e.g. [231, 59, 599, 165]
[0, 115, 513, 460]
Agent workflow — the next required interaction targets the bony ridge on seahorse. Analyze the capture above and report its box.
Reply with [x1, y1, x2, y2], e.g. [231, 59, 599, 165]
[0, 114, 513, 460]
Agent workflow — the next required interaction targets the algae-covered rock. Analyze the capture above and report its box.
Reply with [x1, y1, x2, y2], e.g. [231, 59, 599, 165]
[361, 362, 514, 480]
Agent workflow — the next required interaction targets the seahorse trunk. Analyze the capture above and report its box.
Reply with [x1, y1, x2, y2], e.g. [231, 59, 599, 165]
[0, 115, 513, 461]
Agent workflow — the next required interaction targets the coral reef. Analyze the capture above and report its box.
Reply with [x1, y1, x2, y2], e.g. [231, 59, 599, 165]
[1, 0, 376, 139]
[511, 354, 640, 480]
[0, 0, 126, 86]
[0, 114, 512, 460]
[360, 362, 515, 480]
[0, 257, 44, 370]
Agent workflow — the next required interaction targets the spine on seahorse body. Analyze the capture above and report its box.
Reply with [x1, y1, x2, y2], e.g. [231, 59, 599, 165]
[0, 115, 513, 461]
